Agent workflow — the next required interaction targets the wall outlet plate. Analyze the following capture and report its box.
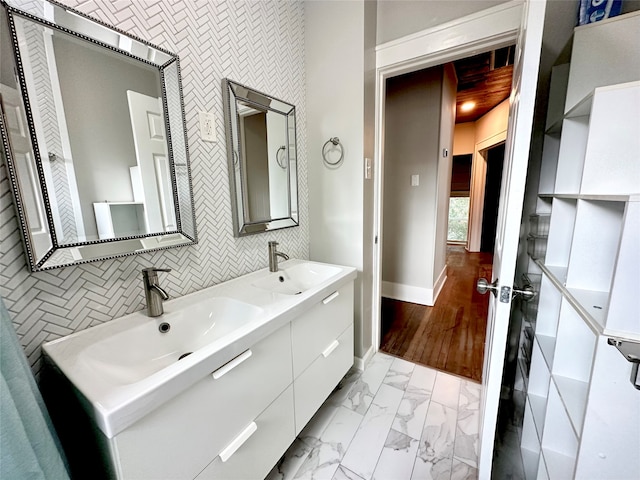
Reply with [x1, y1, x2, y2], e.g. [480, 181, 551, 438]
[199, 111, 216, 142]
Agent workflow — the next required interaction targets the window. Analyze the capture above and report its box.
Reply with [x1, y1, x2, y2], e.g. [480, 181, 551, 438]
[448, 196, 470, 243]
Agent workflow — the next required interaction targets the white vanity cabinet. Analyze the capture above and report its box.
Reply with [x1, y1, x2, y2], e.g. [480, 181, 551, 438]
[92, 278, 355, 480]
[110, 323, 293, 479]
[292, 282, 354, 433]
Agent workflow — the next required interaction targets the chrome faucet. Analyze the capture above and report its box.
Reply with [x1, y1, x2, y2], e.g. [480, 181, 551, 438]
[142, 267, 171, 317]
[268, 241, 289, 272]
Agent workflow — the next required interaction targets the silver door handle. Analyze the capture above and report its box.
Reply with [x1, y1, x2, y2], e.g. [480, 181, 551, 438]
[477, 278, 498, 296]
[477, 278, 536, 302]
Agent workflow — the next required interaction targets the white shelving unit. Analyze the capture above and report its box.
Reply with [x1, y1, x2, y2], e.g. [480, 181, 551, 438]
[519, 11, 640, 480]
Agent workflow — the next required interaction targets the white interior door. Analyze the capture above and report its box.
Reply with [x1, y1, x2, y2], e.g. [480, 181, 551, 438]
[127, 90, 176, 233]
[477, 1, 547, 477]
[0, 84, 52, 259]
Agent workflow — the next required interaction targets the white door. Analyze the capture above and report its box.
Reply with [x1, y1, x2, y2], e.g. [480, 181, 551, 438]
[127, 90, 176, 233]
[0, 84, 53, 260]
[477, 1, 547, 477]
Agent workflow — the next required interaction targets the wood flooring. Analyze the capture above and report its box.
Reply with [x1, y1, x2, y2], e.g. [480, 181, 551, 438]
[380, 246, 493, 383]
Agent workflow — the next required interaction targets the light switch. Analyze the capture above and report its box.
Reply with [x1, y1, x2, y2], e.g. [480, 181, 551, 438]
[364, 157, 372, 179]
[199, 111, 216, 142]
[411, 174, 419, 186]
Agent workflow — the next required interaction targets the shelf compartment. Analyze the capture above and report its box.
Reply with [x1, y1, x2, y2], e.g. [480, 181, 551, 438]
[535, 275, 562, 340]
[521, 446, 540, 480]
[529, 214, 551, 237]
[527, 235, 548, 261]
[544, 198, 577, 269]
[554, 116, 589, 194]
[539, 133, 561, 195]
[565, 10, 640, 114]
[579, 82, 640, 196]
[540, 383, 578, 479]
[545, 64, 570, 133]
[565, 200, 625, 326]
[536, 335, 556, 371]
[552, 375, 589, 438]
[605, 201, 640, 338]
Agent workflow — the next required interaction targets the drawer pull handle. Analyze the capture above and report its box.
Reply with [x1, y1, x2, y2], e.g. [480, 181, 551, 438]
[322, 291, 340, 304]
[212, 350, 252, 379]
[322, 340, 340, 358]
[219, 422, 257, 462]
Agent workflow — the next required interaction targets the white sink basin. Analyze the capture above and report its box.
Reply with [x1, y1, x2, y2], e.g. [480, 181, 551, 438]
[78, 297, 263, 386]
[42, 259, 357, 439]
[252, 262, 342, 295]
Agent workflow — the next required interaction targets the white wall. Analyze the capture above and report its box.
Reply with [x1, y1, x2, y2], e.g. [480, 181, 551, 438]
[475, 99, 510, 145]
[381, 65, 455, 305]
[305, 1, 367, 357]
[376, 0, 509, 44]
[454, 122, 476, 155]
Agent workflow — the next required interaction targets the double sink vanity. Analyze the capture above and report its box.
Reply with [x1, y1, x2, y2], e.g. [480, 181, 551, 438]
[43, 259, 356, 479]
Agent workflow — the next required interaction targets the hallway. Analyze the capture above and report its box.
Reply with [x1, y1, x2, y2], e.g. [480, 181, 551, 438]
[380, 246, 492, 382]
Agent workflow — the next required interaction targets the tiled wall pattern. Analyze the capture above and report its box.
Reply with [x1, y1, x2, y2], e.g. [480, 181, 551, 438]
[0, 0, 309, 373]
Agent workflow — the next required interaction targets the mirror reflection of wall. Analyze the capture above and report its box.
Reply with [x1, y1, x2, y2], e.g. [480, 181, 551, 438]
[53, 33, 161, 241]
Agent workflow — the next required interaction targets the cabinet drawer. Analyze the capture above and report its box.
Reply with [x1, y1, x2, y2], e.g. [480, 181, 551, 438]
[195, 385, 295, 480]
[292, 282, 353, 378]
[294, 324, 354, 434]
[111, 324, 292, 479]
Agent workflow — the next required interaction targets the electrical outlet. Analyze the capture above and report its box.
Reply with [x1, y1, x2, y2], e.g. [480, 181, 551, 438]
[199, 111, 216, 142]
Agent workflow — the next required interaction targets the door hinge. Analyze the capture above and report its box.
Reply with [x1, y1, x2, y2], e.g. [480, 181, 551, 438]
[374, 235, 378, 245]
[500, 286, 511, 303]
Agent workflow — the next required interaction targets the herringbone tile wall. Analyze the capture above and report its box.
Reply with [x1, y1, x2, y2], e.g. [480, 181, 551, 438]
[0, 0, 309, 373]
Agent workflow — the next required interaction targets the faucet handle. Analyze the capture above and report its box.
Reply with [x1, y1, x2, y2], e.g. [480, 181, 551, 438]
[141, 267, 172, 275]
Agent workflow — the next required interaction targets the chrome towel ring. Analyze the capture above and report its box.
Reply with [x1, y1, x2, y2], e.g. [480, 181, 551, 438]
[322, 137, 344, 167]
[276, 145, 287, 169]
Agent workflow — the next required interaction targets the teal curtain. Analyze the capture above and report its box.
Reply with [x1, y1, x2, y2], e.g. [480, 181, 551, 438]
[0, 297, 70, 479]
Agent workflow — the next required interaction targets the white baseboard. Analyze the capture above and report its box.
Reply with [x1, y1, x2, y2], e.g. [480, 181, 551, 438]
[354, 345, 375, 371]
[432, 266, 447, 304]
[381, 267, 448, 306]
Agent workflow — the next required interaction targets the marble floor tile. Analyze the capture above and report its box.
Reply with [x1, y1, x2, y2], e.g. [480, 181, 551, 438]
[274, 353, 489, 480]
[392, 384, 431, 441]
[382, 357, 416, 391]
[294, 407, 364, 480]
[267, 438, 314, 480]
[341, 383, 404, 480]
[410, 364, 438, 392]
[343, 353, 394, 415]
[451, 458, 478, 480]
[412, 401, 458, 480]
[299, 401, 341, 448]
[327, 367, 363, 408]
[332, 465, 365, 480]
[454, 381, 481, 468]
[372, 429, 420, 480]
[431, 372, 462, 410]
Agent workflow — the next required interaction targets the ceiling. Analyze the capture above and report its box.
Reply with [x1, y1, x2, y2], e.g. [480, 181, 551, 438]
[453, 46, 515, 123]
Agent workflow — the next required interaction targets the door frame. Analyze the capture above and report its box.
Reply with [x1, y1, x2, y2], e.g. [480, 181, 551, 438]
[467, 132, 508, 252]
[372, 1, 524, 350]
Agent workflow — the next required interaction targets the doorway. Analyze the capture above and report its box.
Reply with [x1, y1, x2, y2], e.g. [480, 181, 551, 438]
[378, 49, 512, 382]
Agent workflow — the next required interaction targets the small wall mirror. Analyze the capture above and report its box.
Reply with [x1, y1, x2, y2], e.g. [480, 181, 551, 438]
[0, 0, 196, 271]
[222, 79, 298, 237]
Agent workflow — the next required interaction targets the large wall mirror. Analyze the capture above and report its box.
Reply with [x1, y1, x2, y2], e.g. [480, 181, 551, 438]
[0, 0, 196, 271]
[223, 79, 298, 237]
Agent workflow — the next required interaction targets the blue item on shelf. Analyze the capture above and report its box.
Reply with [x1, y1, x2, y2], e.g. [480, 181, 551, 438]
[579, 0, 623, 25]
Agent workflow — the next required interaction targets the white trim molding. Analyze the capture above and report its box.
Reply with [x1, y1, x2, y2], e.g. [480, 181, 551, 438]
[354, 345, 375, 371]
[376, 1, 523, 70]
[382, 266, 447, 306]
